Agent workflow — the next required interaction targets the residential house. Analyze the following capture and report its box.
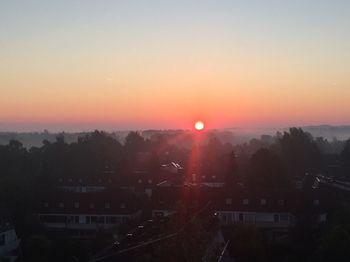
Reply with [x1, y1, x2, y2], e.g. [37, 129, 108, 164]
[0, 209, 20, 262]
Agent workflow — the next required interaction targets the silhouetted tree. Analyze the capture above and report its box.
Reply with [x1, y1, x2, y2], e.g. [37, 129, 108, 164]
[340, 139, 350, 171]
[225, 151, 239, 186]
[247, 148, 290, 188]
[279, 128, 323, 179]
[226, 225, 266, 262]
[125, 131, 146, 152]
[314, 205, 350, 262]
[148, 150, 161, 173]
[24, 234, 51, 262]
[0, 139, 28, 177]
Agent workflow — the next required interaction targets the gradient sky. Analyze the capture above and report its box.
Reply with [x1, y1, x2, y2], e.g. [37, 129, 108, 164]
[1, 0, 350, 131]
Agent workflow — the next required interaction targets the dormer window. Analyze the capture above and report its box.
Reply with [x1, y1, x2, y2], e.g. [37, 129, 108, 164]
[243, 199, 249, 205]
[105, 202, 111, 209]
[226, 198, 232, 205]
[260, 199, 267, 205]
[74, 202, 79, 208]
[59, 202, 64, 208]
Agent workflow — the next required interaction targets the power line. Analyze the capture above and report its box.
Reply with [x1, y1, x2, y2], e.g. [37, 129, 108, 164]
[217, 240, 230, 262]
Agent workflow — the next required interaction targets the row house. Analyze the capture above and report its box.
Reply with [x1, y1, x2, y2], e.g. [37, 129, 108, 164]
[37, 191, 141, 232]
[215, 188, 329, 232]
[55, 176, 115, 193]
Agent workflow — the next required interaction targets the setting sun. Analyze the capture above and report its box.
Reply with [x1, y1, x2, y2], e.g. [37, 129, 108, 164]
[194, 121, 205, 131]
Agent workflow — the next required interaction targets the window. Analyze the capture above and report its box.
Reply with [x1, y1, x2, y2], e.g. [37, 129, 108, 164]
[243, 199, 249, 205]
[74, 202, 79, 208]
[74, 216, 79, 224]
[106, 216, 118, 224]
[138, 179, 142, 184]
[98, 216, 105, 224]
[86, 216, 91, 224]
[274, 214, 279, 223]
[260, 199, 267, 205]
[222, 213, 233, 224]
[59, 202, 64, 208]
[120, 203, 125, 209]
[0, 234, 5, 246]
[280, 214, 289, 221]
[245, 214, 255, 223]
[91, 216, 98, 223]
[41, 215, 66, 223]
[221, 213, 227, 223]
[319, 213, 327, 222]
[226, 198, 232, 205]
[239, 213, 244, 222]
[67, 216, 74, 223]
[105, 202, 111, 209]
[148, 179, 152, 184]
[278, 200, 285, 206]
[89, 203, 95, 209]
[255, 213, 274, 222]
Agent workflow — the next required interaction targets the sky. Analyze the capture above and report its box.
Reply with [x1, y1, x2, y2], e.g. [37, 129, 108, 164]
[1, 0, 350, 131]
